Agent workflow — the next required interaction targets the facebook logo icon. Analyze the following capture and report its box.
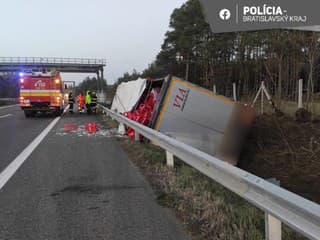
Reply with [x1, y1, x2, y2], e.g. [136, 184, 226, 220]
[219, 9, 231, 20]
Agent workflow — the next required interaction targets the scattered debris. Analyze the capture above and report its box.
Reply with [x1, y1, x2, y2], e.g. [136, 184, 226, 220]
[56, 124, 124, 138]
[85, 122, 98, 133]
[64, 123, 78, 132]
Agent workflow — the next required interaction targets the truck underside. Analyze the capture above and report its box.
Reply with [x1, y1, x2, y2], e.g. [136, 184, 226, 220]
[22, 103, 63, 117]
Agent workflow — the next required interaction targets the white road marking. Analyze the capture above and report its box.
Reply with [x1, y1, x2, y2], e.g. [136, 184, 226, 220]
[63, 104, 70, 115]
[0, 117, 60, 190]
[0, 114, 12, 119]
[60, 104, 70, 117]
[0, 104, 19, 110]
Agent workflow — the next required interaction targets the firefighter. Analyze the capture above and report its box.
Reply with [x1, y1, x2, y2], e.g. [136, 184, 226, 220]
[77, 92, 85, 113]
[90, 91, 98, 114]
[85, 91, 92, 114]
[68, 92, 75, 113]
[90, 91, 98, 105]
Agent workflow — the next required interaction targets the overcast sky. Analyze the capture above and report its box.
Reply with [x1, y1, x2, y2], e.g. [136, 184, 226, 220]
[0, 0, 186, 84]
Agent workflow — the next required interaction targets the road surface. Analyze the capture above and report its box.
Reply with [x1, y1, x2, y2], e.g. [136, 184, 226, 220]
[0, 105, 190, 240]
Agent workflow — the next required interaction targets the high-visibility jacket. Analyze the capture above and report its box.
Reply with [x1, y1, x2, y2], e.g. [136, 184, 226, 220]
[85, 91, 91, 104]
[77, 94, 85, 107]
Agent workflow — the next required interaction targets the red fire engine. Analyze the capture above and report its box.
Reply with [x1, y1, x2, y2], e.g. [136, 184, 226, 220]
[19, 71, 65, 117]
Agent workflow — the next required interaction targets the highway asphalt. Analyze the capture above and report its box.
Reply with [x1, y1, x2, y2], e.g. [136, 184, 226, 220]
[0, 105, 53, 172]
[0, 106, 190, 239]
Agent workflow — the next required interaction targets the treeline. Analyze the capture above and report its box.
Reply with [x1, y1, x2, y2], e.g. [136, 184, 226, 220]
[117, 0, 320, 107]
[76, 76, 107, 94]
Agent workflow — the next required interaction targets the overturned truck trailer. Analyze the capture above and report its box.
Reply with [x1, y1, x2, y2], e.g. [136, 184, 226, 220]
[112, 76, 255, 165]
[150, 76, 254, 165]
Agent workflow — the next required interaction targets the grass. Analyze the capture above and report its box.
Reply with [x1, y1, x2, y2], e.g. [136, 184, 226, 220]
[103, 115, 307, 239]
[102, 115, 119, 128]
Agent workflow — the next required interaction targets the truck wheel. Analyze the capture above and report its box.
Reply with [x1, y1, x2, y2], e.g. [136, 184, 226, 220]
[24, 110, 35, 118]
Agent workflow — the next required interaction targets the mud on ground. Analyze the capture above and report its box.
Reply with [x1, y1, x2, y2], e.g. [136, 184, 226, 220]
[239, 114, 320, 203]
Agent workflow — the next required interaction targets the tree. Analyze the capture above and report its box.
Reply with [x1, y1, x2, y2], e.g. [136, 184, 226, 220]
[116, 69, 141, 85]
[117, 0, 320, 110]
[76, 76, 107, 94]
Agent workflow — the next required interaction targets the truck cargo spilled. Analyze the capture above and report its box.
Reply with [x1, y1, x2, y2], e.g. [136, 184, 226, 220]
[55, 123, 121, 138]
[111, 76, 255, 165]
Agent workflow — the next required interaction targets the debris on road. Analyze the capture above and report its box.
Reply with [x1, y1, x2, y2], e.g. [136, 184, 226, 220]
[85, 122, 98, 133]
[56, 123, 123, 138]
[64, 123, 78, 132]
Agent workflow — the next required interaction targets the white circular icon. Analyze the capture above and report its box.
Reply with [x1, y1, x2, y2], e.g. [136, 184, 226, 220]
[219, 9, 231, 20]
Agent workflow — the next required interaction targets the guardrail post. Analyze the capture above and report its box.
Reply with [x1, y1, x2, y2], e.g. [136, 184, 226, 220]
[233, 82, 237, 102]
[265, 213, 282, 240]
[213, 85, 217, 94]
[261, 86, 264, 114]
[134, 131, 139, 141]
[265, 178, 281, 240]
[166, 151, 174, 167]
[118, 123, 126, 135]
[298, 79, 303, 109]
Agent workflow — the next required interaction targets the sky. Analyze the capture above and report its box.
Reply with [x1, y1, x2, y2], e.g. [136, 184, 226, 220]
[0, 0, 186, 84]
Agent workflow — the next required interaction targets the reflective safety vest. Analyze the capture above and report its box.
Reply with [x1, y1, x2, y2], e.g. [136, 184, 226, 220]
[85, 91, 92, 104]
[77, 94, 85, 106]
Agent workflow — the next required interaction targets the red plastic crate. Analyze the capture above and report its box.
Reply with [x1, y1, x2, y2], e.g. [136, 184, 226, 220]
[85, 122, 98, 133]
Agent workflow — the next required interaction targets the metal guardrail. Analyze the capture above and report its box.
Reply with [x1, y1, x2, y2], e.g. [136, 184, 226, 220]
[99, 104, 320, 240]
[0, 98, 19, 103]
[0, 57, 106, 65]
[0, 98, 17, 102]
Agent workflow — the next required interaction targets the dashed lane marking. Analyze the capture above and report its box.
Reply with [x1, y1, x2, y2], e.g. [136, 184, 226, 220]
[0, 114, 12, 119]
[0, 104, 19, 110]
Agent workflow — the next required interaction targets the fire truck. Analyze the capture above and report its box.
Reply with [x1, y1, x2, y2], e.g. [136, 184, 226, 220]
[19, 71, 65, 117]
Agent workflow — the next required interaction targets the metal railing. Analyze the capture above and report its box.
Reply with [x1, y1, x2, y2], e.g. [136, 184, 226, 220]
[0, 98, 17, 101]
[0, 57, 106, 66]
[98, 104, 320, 240]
